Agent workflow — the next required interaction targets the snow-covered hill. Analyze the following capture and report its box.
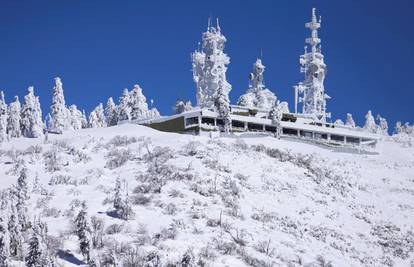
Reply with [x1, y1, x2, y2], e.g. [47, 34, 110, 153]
[1, 124, 413, 266]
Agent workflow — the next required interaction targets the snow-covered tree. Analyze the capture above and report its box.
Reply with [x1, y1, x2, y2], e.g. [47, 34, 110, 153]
[89, 103, 106, 128]
[118, 190, 134, 221]
[192, 19, 232, 109]
[363, 110, 377, 133]
[130, 85, 148, 121]
[8, 204, 23, 259]
[25, 231, 42, 267]
[105, 97, 118, 126]
[174, 100, 193, 114]
[68, 105, 83, 130]
[345, 113, 356, 128]
[129, 85, 160, 121]
[113, 178, 122, 211]
[0, 91, 8, 142]
[75, 202, 92, 262]
[7, 96, 21, 138]
[395, 121, 402, 134]
[48, 77, 70, 133]
[117, 89, 131, 122]
[214, 81, 231, 133]
[238, 59, 277, 110]
[334, 119, 344, 126]
[81, 110, 88, 129]
[279, 101, 290, 114]
[15, 167, 29, 230]
[0, 217, 9, 266]
[21, 87, 44, 138]
[269, 101, 283, 138]
[377, 115, 389, 136]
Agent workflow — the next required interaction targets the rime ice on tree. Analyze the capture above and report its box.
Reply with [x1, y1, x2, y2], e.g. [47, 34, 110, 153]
[294, 8, 330, 122]
[238, 59, 277, 110]
[192, 18, 232, 109]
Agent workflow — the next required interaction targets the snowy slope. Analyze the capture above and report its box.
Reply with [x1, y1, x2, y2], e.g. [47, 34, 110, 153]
[1, 124, 413, 266]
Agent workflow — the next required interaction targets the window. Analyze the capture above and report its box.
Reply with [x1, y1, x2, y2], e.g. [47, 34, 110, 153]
[346, 136, 360, 144]
[331, 135, 344, 142]
[300, 131, 313, 138]
[265, 125, 276, 132]
[315, 133, 328, 139]
[282, 128, 298, 136]
[247, 123, 263, 131]
[232, 120, 245, 129]
[201, 117, 215, 126]
[185, 117, 198, 126]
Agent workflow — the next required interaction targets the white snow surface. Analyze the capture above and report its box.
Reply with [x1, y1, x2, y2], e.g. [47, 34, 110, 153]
[1, 124, 413, 266]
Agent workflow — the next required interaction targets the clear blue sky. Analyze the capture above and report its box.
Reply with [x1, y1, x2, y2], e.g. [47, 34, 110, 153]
[0, 0, 413, 128]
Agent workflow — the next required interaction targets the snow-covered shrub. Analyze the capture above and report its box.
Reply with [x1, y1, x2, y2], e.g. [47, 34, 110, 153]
[135, 224, 151, 246]
[106, 135, 138, 147]
[212, 236, 237, 255]
[130, 194, 151, 206]
[371, 222, 414, 259]
[180, 248, 196, 267]
[105, 147, 132, 169]
[133, 182, 161, 194]
[168, 189, 184, 198]
[239, 249, 274, 267]
[41, 207, 61, 218]
[198, 243, 217, 262]
[251, 209, 276, 224]
[158, 224, 178, 241]
[254, 239, 275, 257]
[163, 203, 177, 215]
[233, 138, 248, 151]
[105, 224, 124, 235]
[145, 146, 174, 164]
[48, 175, 77, 186]
[181, 140, 203, 156]
[90, 216, 105, 249]
[43, 149, 63, 172]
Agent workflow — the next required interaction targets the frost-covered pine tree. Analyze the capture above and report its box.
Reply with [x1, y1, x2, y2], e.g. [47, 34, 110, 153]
[395, 121, 402, 134]
[0, 217, 9, 267]
[238, 59, 277, 110]
[0, 91, 8, 142]
[279, 102, 290, 114]
[81, 110, 89, 129]
[334, 119, 344, 126]
[214, 81, 231, 133]
[118, 190, 134, 221]
[113, 178, 122, 211]
[68, 105, 83, 130]
[192, 19, 232, 109]
[130, 84, 148, 120]
[21, 87, 44, 138]
[16, 167, 29, 230]
[345, 113, 356, 128]
[363, 110, 377, 133]
[105, 97, 118, 126]
[75, 202, 92, 262]
[89, 103, 106, 128]
[269, 101, 283, 138]
[7, 96, 21, 138]
[117, 89, 131, 122]
[8, 204, 23, 259]
[174, 100, 193, 114]
[48, 77, 70, 134]
[377, 115, 389, 136]
[25, 231, 42, 267]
